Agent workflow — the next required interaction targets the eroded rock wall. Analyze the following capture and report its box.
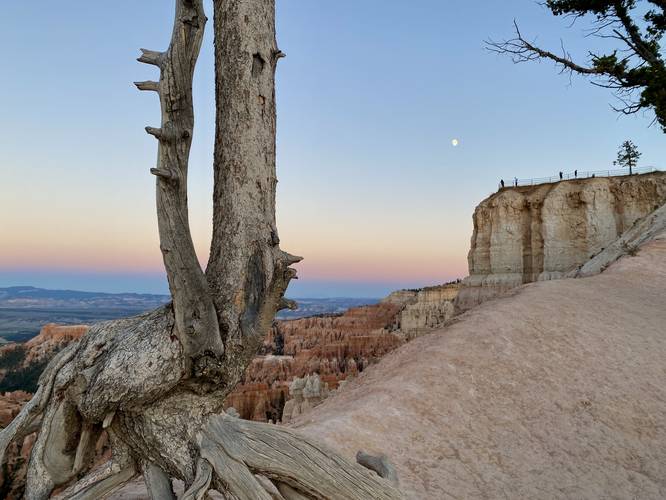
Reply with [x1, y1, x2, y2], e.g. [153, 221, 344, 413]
[396, 284, 459, 339]
[456, 172, 666, 311]
[224, 303, 406, 421]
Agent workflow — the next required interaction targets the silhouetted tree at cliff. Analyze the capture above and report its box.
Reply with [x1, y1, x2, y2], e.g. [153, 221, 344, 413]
[487, 1, 666, 131]
[614, 139, 642, 174]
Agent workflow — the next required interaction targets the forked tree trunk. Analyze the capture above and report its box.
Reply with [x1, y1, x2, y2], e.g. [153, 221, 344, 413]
[0, 1, 402, 499]
[204, 0, 302, 387]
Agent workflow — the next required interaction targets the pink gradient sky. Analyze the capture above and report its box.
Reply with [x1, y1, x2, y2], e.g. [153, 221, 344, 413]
[2, 1, 664, 297]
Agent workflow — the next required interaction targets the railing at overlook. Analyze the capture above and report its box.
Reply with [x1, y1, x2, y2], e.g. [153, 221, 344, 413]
[499, 166, 663, 190]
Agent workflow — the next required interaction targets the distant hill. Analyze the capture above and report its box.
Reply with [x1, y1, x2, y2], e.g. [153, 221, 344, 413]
[0, 286, 377, 342]
[0, 286, 170, 310]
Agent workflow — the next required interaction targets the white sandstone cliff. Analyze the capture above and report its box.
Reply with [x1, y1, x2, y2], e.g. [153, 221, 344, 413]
[455, 171, 666, 311]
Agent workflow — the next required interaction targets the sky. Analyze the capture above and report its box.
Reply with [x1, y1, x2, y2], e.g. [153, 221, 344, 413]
[0, 1, 664, 298]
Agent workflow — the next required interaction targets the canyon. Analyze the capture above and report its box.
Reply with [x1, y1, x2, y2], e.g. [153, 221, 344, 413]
[225, 284, 460, 422]
[0, 292, 457, 426]
[0, 290, 457, 498]
[455, 172, 666, 311]
[0, 288, 457, 497]
[224, 301, 406, 421]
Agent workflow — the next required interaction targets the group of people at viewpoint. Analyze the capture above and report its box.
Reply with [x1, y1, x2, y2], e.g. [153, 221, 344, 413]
[499, 169, 585, 189]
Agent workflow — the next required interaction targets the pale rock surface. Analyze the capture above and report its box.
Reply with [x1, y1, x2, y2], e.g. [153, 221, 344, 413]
[574, 201, 666, 277]
[292, 235, 666, 499]
[281, 374, 330, 424]
[396, 284, 458, 339]
[456, 172, 666, 311]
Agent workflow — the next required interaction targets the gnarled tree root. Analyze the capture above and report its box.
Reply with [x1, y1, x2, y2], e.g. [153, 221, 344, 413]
[199, 414, 402, 499]
[52, 461, 138, 500]
[0, 344, 77, 469]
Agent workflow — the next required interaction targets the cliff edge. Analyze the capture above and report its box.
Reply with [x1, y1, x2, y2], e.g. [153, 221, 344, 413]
[455, 171, 666, 311]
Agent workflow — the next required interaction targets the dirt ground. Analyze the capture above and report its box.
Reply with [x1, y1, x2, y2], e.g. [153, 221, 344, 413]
[113, 232, 666, 499]
[292, 233, 666, 499]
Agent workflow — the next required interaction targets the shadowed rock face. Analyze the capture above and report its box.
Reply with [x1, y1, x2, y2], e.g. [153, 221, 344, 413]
[0, 391, 32, 428]
[456, 172, 666, 311]
[0, 392, 35, 500]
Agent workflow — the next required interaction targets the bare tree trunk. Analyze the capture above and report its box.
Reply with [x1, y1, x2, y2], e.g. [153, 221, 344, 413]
[206, 0, 301, 387]
[0, 1, 403, 498]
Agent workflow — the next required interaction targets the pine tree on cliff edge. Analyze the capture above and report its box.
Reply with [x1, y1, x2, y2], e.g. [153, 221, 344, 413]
[614, 140, 642, 174]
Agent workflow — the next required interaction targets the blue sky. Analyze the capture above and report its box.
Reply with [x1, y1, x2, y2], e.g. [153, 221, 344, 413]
[1, 1, 663, 297]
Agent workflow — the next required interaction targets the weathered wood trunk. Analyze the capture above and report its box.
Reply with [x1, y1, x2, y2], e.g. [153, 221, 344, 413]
[0, 1, 403, 498]
[206, 0, 301, 388]
[138, 0, 223, 375]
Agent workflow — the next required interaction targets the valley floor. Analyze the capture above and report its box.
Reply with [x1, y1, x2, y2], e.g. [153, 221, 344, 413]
[291, 233, 666, 499]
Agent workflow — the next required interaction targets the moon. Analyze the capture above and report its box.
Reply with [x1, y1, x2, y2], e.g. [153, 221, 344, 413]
[451, 139, 459, 147]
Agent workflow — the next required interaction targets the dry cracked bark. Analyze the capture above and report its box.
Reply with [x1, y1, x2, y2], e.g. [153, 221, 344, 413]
[0, 1, 402, 499]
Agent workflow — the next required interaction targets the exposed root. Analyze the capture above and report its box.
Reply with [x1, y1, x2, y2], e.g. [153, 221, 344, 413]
[143, 462, 176, 500]
[277, 483, 310, 500]
[181, 459, 213, 500]
[51, 460, 138, 500]
[254, 475, 285, 499]
[199, 414, 402, 499]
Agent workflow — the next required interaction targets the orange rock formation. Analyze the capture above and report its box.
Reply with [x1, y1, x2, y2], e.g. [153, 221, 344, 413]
[224, 302, 405, 421]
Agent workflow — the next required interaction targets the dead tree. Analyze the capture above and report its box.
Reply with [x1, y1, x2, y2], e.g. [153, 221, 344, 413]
[0, 1, 402, 498]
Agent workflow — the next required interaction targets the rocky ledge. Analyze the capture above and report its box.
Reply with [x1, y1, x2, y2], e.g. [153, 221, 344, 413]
[456, 172, 666, 311]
